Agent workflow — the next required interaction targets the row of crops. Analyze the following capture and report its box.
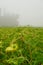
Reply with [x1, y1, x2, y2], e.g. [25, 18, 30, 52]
[0, 27, 43, 65]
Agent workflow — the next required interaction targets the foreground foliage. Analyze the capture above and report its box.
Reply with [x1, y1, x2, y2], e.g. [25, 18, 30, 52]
[0, 27, 43, 65]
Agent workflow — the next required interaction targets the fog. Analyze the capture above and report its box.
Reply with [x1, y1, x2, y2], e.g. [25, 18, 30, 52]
[0, 0, 43, 27]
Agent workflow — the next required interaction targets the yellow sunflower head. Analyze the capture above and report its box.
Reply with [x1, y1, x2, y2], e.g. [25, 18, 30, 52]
[10, 43, 18, 51]
[5, 47, 14, 52]
[5, 44, 18, 53]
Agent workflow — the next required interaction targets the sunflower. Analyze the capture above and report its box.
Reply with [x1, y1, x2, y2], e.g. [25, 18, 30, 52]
[10, 43, 18, 50]
[5, 44, 18, 52]
[5, 47, 14, 52]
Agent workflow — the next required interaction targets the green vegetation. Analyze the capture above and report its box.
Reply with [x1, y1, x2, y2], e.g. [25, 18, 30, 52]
[0, 27, 43, 65]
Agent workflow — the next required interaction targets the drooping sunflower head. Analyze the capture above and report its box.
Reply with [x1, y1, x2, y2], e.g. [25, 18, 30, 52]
[11, 43, 18, 51]
[5, 46, 14, 52]
[5, 43, 18, 53]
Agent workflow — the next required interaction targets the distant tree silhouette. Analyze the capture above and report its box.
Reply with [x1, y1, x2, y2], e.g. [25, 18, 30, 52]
[0, 14, 19, 27]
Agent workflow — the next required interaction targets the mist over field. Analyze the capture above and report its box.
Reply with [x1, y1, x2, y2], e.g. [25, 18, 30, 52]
[0, 0, 43, 27]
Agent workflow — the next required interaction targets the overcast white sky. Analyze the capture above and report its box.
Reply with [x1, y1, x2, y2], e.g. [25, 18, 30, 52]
[0, 0, 43, 27]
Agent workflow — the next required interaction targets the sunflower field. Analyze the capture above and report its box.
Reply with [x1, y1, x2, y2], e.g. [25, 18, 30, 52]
[0, 27, 43, 65]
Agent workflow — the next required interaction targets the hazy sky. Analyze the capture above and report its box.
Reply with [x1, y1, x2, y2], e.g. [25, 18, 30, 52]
[0, 0, 43, 26]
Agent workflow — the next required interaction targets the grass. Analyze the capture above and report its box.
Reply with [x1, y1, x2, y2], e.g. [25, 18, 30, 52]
[0, 27, 43, 65]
